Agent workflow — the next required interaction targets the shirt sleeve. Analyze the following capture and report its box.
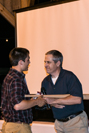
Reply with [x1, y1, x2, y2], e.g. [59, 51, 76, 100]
[67, 72, 83, 97]
[10, 78, 25, 106]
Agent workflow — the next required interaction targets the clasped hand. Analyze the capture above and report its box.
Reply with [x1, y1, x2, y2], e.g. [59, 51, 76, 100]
[36, 96, 46, 107]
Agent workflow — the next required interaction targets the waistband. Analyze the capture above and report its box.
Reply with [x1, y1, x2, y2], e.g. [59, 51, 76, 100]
[57, 111, 83, 122]
[6, 121, 29, 125]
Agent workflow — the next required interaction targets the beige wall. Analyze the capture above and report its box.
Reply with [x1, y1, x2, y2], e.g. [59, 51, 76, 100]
[16, 0, 89, 94]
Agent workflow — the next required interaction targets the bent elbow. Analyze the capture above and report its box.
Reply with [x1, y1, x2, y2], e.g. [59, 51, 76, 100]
[14, 104, 20, 111]
[78, 97, 82, 104]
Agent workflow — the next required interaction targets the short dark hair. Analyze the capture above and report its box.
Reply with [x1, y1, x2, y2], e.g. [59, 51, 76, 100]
[9, 47, 29, 66]
[45, 50, 63, 67]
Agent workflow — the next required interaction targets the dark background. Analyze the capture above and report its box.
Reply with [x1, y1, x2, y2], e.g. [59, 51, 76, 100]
[0, 14, 15, 119]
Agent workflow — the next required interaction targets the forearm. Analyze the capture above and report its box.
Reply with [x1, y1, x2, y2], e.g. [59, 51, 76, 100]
[14, 99, 39, 110]
[14, 96, 46, 110]
[45, 95, 81, 105]
[51, 95, 82, 105]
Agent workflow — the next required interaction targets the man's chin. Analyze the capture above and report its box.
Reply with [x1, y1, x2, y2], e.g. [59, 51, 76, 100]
[24, 68, 28, 71]
[45, 69, 50, 74]
[46, 71, 50, 74]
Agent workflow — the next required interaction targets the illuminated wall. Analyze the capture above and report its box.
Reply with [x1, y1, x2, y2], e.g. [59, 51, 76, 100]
[16, 0, 89, 94]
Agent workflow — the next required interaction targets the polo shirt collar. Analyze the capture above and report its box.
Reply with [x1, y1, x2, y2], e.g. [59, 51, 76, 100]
[48, 67, 64, 82]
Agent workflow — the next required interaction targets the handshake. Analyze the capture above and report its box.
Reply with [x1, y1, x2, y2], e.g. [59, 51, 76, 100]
[33, 88, 51, 109]
[25, 87, 69, 109]
[35, 95, 47, 107]
[33, 93, 65, 109]
[33, 91, 51, 109]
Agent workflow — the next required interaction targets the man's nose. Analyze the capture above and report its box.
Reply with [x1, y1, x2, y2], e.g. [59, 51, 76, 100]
[29, 60, 31, 64]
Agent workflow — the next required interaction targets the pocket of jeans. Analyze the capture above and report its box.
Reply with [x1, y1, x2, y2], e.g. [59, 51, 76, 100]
[80, 114, 88, 127]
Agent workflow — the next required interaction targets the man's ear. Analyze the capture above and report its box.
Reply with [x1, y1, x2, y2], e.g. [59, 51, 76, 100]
[18, 60, 23, 65]
[56, 61, 61, 67]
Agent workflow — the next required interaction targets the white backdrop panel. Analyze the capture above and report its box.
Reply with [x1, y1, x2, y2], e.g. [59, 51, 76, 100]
[16, 0, 89, 94]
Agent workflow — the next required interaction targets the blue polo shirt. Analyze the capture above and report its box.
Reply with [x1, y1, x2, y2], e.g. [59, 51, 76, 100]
[41, 68, 84, 119]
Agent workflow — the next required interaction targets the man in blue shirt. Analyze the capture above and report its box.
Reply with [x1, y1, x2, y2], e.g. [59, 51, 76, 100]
[41, 50, 88, 133]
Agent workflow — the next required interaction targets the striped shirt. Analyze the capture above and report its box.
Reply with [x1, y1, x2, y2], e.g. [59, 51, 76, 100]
[1, 68, 33, 124]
